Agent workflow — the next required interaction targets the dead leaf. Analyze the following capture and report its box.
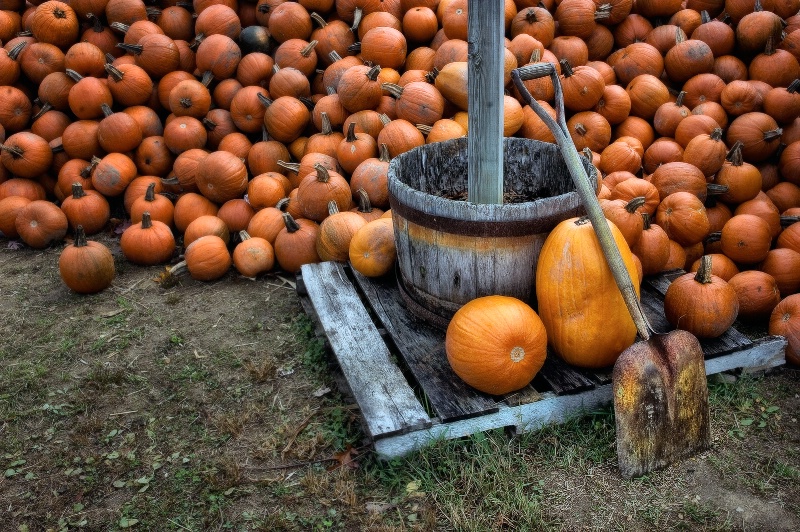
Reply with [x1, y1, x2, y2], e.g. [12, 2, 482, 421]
[328, 445, 360, 470]
[312, 386, 331, 398]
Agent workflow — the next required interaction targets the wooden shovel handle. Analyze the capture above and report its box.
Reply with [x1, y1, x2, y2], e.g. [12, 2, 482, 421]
[511, 65, 651, 341]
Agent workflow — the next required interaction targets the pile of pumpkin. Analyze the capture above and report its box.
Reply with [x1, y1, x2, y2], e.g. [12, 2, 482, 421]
[1, 0, 800, 382]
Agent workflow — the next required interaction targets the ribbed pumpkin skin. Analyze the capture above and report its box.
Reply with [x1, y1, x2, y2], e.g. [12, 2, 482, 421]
[184, 235, 232, 281]
[536, 216, 640, 368]
[59, 227, 115, 294]
[446, 295, 548, 395]
[769, 293, 800, 365]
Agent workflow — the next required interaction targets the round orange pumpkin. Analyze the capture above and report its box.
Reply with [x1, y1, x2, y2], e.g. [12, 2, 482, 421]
[769, 293, 800, 365]
[348, 217, 396, 277]
[445, 295, 548, 396]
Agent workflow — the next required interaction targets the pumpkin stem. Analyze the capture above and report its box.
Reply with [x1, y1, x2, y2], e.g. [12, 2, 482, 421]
[351, 7, 364, 31]
[53, 6, 68, 19]
[425, 67, 440, 84]
[239, 230, 251, 241]
[179, 97, 193, 109]
[642, 211, 652, 230]
[700, 10, 711, 24]
[116, 42, 143, 55]
[276, 197, 290, 212]
[87, 13, 104, 33]
[7, 40, 26, 60]
[100, 103, 114, 118]
[104, 62, 124, 81]
[144, 182, 156, 202]
[299, 96, 315, 110]
[190, 33, 205, 51]
[594, 4, 611, 21]
[277, 160, 299, 174]
[705, 231, 721, 244]
[529, 48, 542, 63]
[64, 68, 84, 82]
[105, 52, 117, 64]
[763, 34, 776, 56]
[675, 27, 685, 44]
[755, 0, 763, 12]
[301, 40, 319, 57]
[80, 162, 93, 178]
[202, 117, 217, 130]
[0, 143, 23, 159]
[675, 90, 686, 107]
[710, 127, 723, 141]
[110, 22, 129, 34]
[379, 113, 391, 126]
[310, 12, 328, 28]
[574, 216, 591, 226]
[355, 188, 373, 213]
[348, 42, 362, 54]
[625, 196, 646, 213]
[725, 140, 744, 165]
[168, 260, 187, 275]
[706, 183, 729, 196]
[282, 212, 300, 233]
[51, 140, 64, 154]
[31, 101, 53, 121]
[329, 51, 343, 63]
[382, 82, 404, 99]
[72, 225, 88, 247]
[524, 8, 538, 24]
[141, 211, 153, 229]
[345, 121, 358, 142]
[365, 64, 382, 82]
[763, 127, 783, 142]
[146, 7, 161, 20]
[71, 183, 87, 199]
[379, 143, 390, 162]
[416, 124, 432, 135]
[161, 176, 180, 186]
[574, 122, 587, 135]
[694, 255, 713, 284]
[559, 58, 574, 77]
[314, 163, 331, 183]
[327, 200, 340, 216]
[319, 111, 333, 135]
[788, 79, 800, 94]
[201, 71, 214, 86]
[257, 92, 272, 108]
[261, 125, 270, 142]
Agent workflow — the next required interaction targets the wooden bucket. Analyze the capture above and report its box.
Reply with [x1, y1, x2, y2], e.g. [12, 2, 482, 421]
[388, 137, 589, 326]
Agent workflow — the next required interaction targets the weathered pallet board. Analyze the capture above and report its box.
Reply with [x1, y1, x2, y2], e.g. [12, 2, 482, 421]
[297, 262, 787, 458]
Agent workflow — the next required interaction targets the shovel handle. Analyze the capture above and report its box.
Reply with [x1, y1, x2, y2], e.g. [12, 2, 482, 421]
[511, 67, 652, 341]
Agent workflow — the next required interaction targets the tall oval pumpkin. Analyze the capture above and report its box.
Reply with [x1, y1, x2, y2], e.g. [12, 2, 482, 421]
[535, 216, 639, 368]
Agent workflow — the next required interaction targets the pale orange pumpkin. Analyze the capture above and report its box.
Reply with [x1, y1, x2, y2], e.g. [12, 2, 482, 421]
[445, 295, 548, 395]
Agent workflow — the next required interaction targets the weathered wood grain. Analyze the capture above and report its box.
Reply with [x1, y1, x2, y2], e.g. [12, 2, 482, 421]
[351, 269, 500, 423]
[467, 0, 504, 204]
[299, 262, 431, 439]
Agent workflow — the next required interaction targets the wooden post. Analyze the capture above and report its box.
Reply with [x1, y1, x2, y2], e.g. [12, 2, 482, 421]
[467, 0, 504, 204]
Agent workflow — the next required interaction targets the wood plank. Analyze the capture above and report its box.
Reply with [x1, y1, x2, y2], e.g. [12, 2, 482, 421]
[536, 353, 597, 395]
[299, 262, 431, 439]
[703, 336, 786, 375]
[351, 270, 500, 422]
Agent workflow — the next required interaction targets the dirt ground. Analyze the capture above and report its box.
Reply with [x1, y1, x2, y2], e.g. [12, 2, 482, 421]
[0, 229, 798, 531]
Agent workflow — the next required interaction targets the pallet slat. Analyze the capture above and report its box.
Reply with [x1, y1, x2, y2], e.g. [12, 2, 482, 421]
[351, 270, 499, 423]
[299, 262, 431, 438]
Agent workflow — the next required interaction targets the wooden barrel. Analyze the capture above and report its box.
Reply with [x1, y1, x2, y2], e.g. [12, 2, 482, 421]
[388, 137, 590, 326]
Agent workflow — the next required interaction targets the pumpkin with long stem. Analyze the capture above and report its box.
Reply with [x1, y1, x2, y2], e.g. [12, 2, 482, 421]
[130, 182, 174, 227]
[59, 225, 115, 294]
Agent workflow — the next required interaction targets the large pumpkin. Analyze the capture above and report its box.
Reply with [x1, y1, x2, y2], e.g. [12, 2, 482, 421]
[536, 216, 640, 368]
[445, 295, 547, 395]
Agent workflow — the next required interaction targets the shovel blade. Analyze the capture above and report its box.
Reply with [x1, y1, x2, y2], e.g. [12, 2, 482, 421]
[613, 329, 711, 479]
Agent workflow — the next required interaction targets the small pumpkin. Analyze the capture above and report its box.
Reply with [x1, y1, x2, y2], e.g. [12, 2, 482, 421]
[233, 230, 275, 278]
[729, 270, 781, 321]
[120, 212, 176, 266]
[273, 212, 321, 273]
[664, 255, 739, 338]
[445, 295, 548, 395]
[769, 293, 800, 365]
[316, 201, 368, 262]
[15, 200, 69, 249]
[348, 217, 397, 278]
[183, 234, 232, 281]
[59, 225, 115, 294]
[60, 183, 110, 235]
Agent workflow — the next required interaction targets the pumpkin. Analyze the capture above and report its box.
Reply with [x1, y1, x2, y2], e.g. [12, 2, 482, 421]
[15, 200, 68, 249]
[183, 234, 232, 281]
[536, 216, 639, 368]
[0, 195, 31, 239]
[233, 230, 275, 278]
[183, 215, 230, 249]
[664, 255, 739, 338]
[0, 131, 53, 179]
[348, 217, 397, 277]
[60, 183, 110, 235]
[273, 212, 321, 273]
[120, 212, 176, 265]
[445, 295, 547, 395]
[58, 225, 115, 294]
[769, 293, 800, 365]
[655, 191, 710, 246]
[720, 214, 772, 265]
[729, 270, 781, 321]
[195, 150, 249, 204]
[316, 201, 368, 262]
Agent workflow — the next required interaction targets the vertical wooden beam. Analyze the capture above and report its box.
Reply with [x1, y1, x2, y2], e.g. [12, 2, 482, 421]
[467, 0, 504, 204]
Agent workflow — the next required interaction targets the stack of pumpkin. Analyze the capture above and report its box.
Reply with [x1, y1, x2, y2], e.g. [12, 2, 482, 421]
[0, 0, 799, 368]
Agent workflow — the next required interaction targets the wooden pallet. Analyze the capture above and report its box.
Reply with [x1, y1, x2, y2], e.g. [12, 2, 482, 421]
[296, 261, 787, 459]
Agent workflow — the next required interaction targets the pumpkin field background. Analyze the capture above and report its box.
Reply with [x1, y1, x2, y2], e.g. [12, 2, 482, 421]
[0, 240, 798, 531]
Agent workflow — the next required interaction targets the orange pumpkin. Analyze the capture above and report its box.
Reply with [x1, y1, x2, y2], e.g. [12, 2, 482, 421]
[348, 217, 397, 277]
[536, 216, 640, 368]
[59, 225, 115, 294]
[445, 295, 548, 395]
[769, 293, 800, 365]
[184, 234, 232, 281]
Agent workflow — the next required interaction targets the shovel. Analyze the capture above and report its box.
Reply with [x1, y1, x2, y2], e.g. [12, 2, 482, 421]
[511, 64, 710, 479]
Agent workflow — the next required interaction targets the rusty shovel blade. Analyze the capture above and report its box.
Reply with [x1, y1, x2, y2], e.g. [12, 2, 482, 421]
[613, 329, 711, 479]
